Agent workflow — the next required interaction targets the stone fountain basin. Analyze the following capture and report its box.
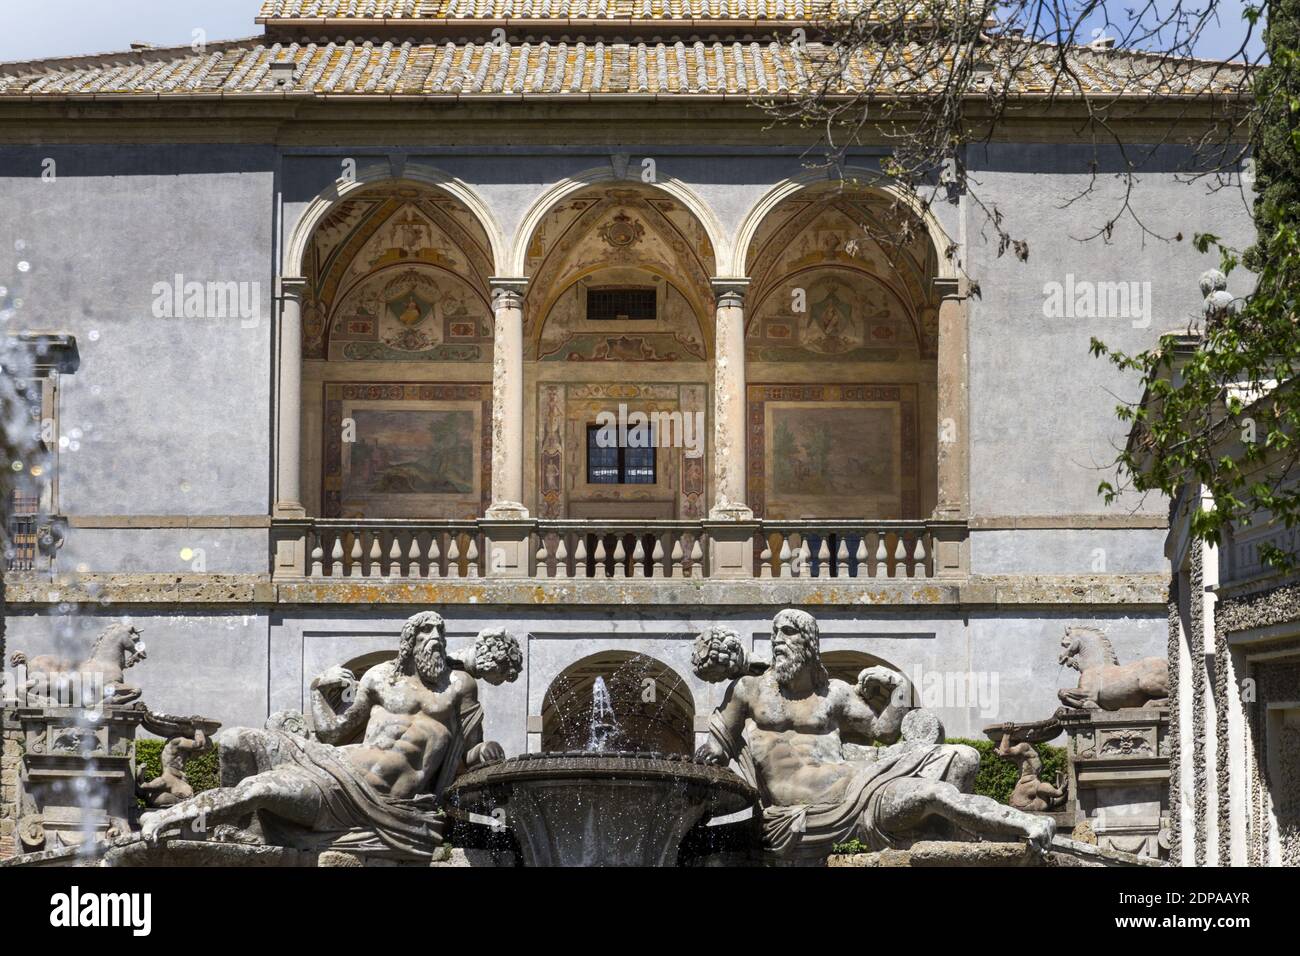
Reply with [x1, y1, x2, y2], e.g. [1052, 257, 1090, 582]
[446, 751, 758, 867]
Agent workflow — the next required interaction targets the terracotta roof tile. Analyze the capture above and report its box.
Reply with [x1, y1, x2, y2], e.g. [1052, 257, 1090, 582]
[0, 37, 1244, 98]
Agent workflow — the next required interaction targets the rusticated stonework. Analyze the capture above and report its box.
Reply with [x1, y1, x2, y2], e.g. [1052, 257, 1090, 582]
[1190, 546, 1206, 866]
[1166, 592, 1182, 864]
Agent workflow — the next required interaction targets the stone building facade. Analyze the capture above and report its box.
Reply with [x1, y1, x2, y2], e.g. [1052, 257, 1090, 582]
[1159, 353, 1300, 867]
[0, 5, 1252, 782]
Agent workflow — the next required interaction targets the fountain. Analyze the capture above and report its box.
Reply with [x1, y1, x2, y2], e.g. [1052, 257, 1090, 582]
[445, 668, 759, 866]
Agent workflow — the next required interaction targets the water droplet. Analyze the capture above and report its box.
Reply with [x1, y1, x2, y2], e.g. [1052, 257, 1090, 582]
[9, 460, 22, 472]
[180, 547, 194, 561]
[14, 239, 26, 252]
[16, 261, 29, 273]
[68, 440, 80, 452]
[88, 330, 100, 342]
[179, 479, 191, 492]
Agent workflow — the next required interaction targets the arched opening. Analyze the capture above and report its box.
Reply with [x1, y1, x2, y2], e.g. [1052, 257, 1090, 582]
[742, 182, 940, 524]
[297, 179, 498, 519]
[523, 182, 717, 520]
[541, 651, 695, 754]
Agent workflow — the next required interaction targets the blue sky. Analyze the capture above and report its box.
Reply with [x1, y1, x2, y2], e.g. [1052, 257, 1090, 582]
[0, 1, 1265, 64]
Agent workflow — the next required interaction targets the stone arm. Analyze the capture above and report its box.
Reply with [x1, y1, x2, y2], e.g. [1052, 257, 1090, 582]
[310, 668, 374, 745]
[694, 678, 750, 765]
[457, 675, 504, 768]
[841, 667, 912, 744]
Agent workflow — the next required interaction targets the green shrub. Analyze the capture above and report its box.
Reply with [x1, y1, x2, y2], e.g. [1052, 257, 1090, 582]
[134, 738, 221, 808]
[831, 738, 1067, 853]
[948, 737, 1067, 806]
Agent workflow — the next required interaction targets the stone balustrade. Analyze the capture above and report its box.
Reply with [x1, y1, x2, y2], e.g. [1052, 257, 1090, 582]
[756, 522, 933, 579]
[534, 521, 708, 579]
[273, 517, 963, 582]
[305, 520, 485, 579]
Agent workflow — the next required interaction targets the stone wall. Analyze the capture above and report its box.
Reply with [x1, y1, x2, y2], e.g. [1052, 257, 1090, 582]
[2, 603, 1169, 757]
[1, 715, 20, 860]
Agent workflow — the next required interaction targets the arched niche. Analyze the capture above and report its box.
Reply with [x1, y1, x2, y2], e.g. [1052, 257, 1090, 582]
[522, 182, 718, 521]
[297, 179, 498, 519]
[821, 649, 912, 744]
[742, 181, 943, 523]
[541, 651, 696, 755]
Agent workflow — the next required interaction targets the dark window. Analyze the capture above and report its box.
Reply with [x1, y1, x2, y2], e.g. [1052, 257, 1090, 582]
[587, 424, 656, 484]
[586, 287, 656, 321]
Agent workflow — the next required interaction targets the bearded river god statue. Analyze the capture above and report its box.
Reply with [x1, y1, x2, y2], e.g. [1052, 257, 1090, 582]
[693, 611, 1055, 864]
[138, 612, 521, 863]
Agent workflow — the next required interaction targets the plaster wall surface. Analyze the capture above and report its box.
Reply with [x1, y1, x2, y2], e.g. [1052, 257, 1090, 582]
[0, 605, 1168, 754]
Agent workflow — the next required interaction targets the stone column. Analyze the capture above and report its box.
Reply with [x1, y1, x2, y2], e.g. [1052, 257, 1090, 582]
[930, 276, 969, 578]
[709, 278, 752, 521]
[274, 277, 307, 519]
[487, 278, 529, 521]
[933, 276, 969, 519]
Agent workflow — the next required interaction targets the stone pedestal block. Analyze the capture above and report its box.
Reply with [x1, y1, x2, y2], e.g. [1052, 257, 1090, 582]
[1059, 707, 1171, 860]
[11, 705, 145, 855]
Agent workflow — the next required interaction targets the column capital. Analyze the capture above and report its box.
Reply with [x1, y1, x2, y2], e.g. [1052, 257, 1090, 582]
[490, 276, 529, 308]
[276, 275, 308, 301]
[932, 275, 971, 300]
[710, 277, 750, 303]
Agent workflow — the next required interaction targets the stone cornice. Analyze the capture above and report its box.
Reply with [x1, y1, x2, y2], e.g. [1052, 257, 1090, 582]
[0, 99, 1249, 147]
[3, 571, 1169, 608]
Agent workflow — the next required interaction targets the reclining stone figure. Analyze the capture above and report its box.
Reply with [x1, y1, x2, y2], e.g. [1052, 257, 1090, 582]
[693, 611, 1054, 863]
[140, 612, 519, 861]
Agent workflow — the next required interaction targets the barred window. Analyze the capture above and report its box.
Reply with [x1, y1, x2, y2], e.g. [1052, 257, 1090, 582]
[586, 287, 656, 322]
[587, 424, 656, 485]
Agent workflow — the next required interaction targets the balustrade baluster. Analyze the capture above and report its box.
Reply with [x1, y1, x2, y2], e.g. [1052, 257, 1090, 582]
[465, 536, 480, 577]
[778, 536, 793, 578]
[407, 533, 422, 578]
[388, 536, 403, 578]
[593, 536, 608, 579]
[348, 533, 363, 578]
[447, 534, 461, 578]
[613, 536, 627, 579]
[426, 532, 442, 579]
[555, 536, 570, 579]
[574, 536, 588, 578]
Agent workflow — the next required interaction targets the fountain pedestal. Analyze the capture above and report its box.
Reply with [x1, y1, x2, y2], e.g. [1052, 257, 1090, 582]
[447, 752, 758, 867]
[10, 705, 145, 854]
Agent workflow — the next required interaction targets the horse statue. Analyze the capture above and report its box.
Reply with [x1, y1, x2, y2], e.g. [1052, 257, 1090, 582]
[1057, 626, 1168, 711]
[9, 623, 147, 707]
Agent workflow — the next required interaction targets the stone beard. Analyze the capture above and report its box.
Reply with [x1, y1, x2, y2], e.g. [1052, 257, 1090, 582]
[395, 610, 448, 684]
[771, 609, 827, 686]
